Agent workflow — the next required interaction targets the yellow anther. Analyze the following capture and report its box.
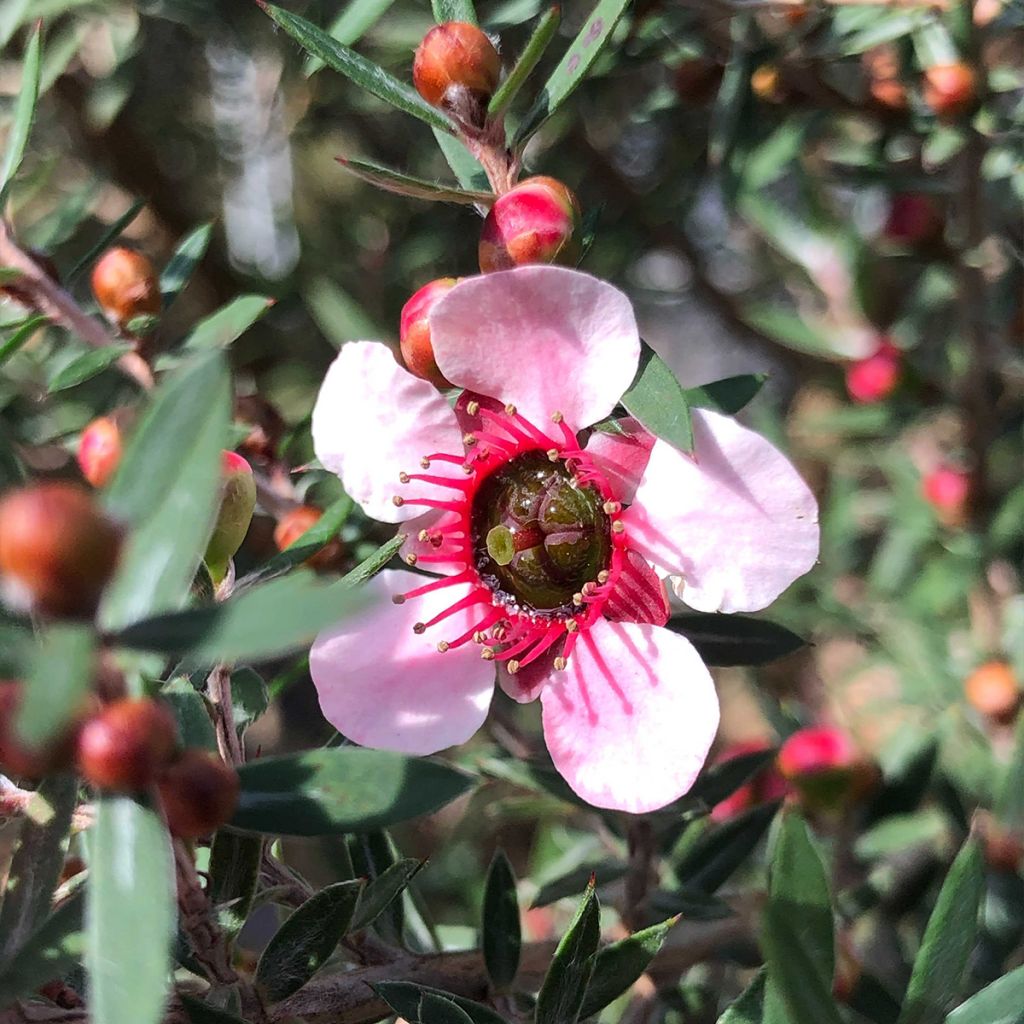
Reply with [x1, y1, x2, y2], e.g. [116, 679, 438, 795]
[437, 641, 450, 653]
[553, 656, 567, 671]
[466, 400, 480, 415]
[572, 592, 584, 606]
[463, 433, 478, 447]
[547, 448, 560, 462]
[565, 619, 578, 632]
[603, 500, 621, 514]
[507, 659, 520, 674]
[582, 581, 597, 596]
[420, 457, 431, 469]
[612, 520, 625, 534]
[504, 403, 517, 416]
[472, 631, 485, 644]
[418, 529, 430, 542]
[392, 495, 405, 507]
[551, 411, 564, 424]
[481, 647, 495, 661]
[597, 570, 610, 584]
[399, 471, 410, 484]
[405, 553, 418, 566]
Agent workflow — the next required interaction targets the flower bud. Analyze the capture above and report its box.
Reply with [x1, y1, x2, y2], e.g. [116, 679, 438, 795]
[90, 246, 161, 330]
[710, 740, 788, 822]
[845, 338, 901, 404]
[274, 505, 345, 571]
[751, 63, 786, 103]
[778, 726, 870, 811]
[0, 681, 80, 779]
[863, 46, 907, 110]
[400, 278, 458, 387]
[884, 194, 943, 245]
[77, 416, 123, 489]
[77, 698, 178, 793]
[413, 22, 501, 128]
[922, 465, 971, 527]
[964, 660, 1019, 723]
[0, 482, 123, 618]
[204, 452, 257, 584]
[923, 62, 977, 119]
[479, 177, 581, 274]
[158, 748, 240, 838]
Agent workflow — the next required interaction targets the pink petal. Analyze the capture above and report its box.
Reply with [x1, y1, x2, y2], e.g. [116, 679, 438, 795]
[311, 341, 464, 524]
[311, 569, 495, 755]
[497, 655, 550, 705]
[429, 267, 641, 430]
[583, 418, 655, 504]
[622, 410, 819, 614]
[400, 510, 465, 576]
[540, 619, 719, 812]
[604, 549, 670, 626]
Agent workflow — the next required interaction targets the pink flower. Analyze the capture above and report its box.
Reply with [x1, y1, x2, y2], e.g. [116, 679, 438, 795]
[309, 267, 819, 813]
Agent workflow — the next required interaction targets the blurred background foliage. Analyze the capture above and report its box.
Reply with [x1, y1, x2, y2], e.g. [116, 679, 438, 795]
[0, 0, 1023, 1020]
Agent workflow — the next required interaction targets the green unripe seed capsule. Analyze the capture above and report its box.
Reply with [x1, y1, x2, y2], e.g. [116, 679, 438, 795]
[204, 451, 256, 584]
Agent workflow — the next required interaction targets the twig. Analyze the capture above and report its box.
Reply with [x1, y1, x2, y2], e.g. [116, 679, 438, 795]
[0, 776, 93, 831]
[174, 840, 237, 987]
[623, 818, 655, 932]
[0, 222, 153, 391]
[206, 665, 244, 766]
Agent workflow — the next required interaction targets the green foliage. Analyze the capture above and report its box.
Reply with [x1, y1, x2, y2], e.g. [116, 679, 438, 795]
[621, 344, 694, 453]
[535, 878, 600, 1024]
[482, 849, 521, 990]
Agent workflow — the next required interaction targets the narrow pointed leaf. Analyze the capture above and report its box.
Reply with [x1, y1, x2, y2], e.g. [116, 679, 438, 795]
[420, 993, 475, 1024]
[339, 532, 404, 586]
[373, 982, 509, 1024]
[482, 849, 521, 989]
[946, 964, 1024, 1024]
[67, 197, 146, 283]
[262, 4, 456, 132]
[351, 857, 424, 931]
[718, 969, 766, 1023]
[304, 0, 395, 75]
[432, 128, 490, 191]
[621, 345, 693, 454]
[432, 0, 477, 24]
[181, 294, 275, 351]
[0, 314, 48, 369]
[487, 7, 560, 118]
[337, 157, 493, 205]
[208, 831, 263, 937]
[0, 24, 41, 204]
[682, 747, 779, 814]
[256, 880, 363, 1001]
[536, 878, 601, 1024]
[684, 374, 769, 415]
[666, 614, 806, 667]
[160, 223, 213, 308]
[0, 891, 84, 1005]
[48, 343, 134, 392]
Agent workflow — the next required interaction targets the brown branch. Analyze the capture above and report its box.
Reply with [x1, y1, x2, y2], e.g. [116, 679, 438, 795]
[623, 818, 656, 932]
[0, 222, 153, 390]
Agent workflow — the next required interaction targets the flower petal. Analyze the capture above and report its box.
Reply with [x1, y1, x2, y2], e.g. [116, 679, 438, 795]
[311, 569, 495, 754]
[540, 619, 719, 812]
[583, 418, 655, 504]
[430, 267, 641, 430]
[400, 510, 465, 576]
[311, 341, 464, 523]
[622, 409, 819, 613]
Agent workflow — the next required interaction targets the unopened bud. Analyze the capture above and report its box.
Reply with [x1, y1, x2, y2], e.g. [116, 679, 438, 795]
[845, 338, 901, 404]
[751, 63, 786, 103]
[863, 45, 907, 111]
[413, 22, 501, 128]
[778, 725, 872, 811]
[923, 62, 977, 119]
[90, 246, 161, 331]
[479, 177, 581, 273]
[274, 505, 345, 571]
[77, 415, 124, 489]
[964, 660, 1018, 723]
[77, 698, 178, 793]
[400, 277, 458, 387]
[158, 748, 240, 838]
[922, 464, 971, 528]
[0, 482, 123, 618]
[204, 452, 256, 584]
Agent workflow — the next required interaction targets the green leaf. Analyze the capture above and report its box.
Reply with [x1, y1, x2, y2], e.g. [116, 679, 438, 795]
[708, 14, 753, 170]
[432, 0, 477, 25]
[531, 859, 627, 909]
[339, 532, 404, 587]
[113, 571, 362, 665]
[374, 982, 509, 1024]
[100, 353, 231, 632]
[181, 294, 275, 351]
[718, 969, 766, 1024]
[0, 314, 48, 370]
[16, 624, 94, 751]
[648, 888, 735, 922]
[513, 0, 631, 147]
[675, 802, 780, 894]
[945, 964, 1024, 1024]
[160, 677, 218, 751]
[0, 24, 42, 205]
[230, 747, 475, 836]
[536, 878, 601, 1024]
[48, 343, 134, 392]
[304, 0, 395, 75]
[897, 838, 985, 1024]
[208, 831, 263, 937]
[262, 4, 456, 132]
[742, 305, 836, 357]
[666, 614, 806, 667]
[0, 423, 26, 490]
[351, 857, 424, 931]
[682, 747, 779, 814]
[66, 198, 146, 284]
[256, 879, 363, 1001]
[230, 667, 269, 736]
[432, 128, 490, 191]
[487, 6, 560, 118]
[621, 345, 693, 454]
[482, 849, 520, 990]
[86, 795, 175, 1024]
[578, 917, 677, 1020]
[0, 891, 85, 1006]
[995, 708, 1024, 832]
[421, 993, 476, 1024]
[0, 774, 77, 961]
[684, 374, 768, 415]
[160, 223, 213, 308]
[336, 157, 493, 206]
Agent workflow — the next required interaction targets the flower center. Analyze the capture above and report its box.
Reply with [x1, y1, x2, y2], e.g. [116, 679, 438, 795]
[471, 450, 611, 616]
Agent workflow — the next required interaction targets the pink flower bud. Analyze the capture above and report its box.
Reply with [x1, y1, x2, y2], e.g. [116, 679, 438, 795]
[923, 62, 977, 119]
[400, 277, 458, 388]
[204, 451, 256, 583]
[413, 22, 501, 128]
[922, 465, 971, 527]
[710, 740, 788, 822]
[778, 725, 870, 811]
[479, 177, 581, 273]
[845, 338, 901, 403]
[77, 416, 123, 489]
[90, 246, 161, 330]
[965, 660, 1019, 723]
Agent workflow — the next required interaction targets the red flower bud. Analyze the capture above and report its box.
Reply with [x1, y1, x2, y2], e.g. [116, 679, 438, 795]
[204, 452, 256, 584]
[77, 416, 123, 489]
[90, 246, 161, 330]
[479, 177, 581, 273]
[274, 505, 345, 571]
[0, 681, 81, 779]
[923, 62, 977, 119]
[157, 748, 240, 838]
[400, 277, 458, 387]
[413, 22, 501, 128]
[964, 660, 1019, 723]
[884, 193, 943, 245]
[921, 465, 971, 527]
[77, 698, 178, 793]
[845, 338, 901, 404]
[0, 482, 123, 619]
[778, 726, 869, 811]
[710, 740, 788, 822]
